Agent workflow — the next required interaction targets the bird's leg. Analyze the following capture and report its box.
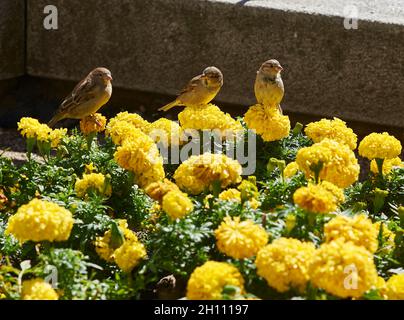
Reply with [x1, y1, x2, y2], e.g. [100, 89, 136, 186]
[89, 113, 103, 127]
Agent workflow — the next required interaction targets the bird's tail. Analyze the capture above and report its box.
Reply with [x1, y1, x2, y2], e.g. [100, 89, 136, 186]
[48, 113, 63, 128]
[158, 100, 180, 112]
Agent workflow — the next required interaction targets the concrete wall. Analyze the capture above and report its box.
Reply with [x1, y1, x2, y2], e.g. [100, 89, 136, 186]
[0, 0, 25, 79]
[8, 0, 404, 128]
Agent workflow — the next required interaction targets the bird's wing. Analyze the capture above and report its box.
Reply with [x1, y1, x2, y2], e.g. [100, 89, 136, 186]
[58, 77, 98, 113]
[179, 75, 202, 96]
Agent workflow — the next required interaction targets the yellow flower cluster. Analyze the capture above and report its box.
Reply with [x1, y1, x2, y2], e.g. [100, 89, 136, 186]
[17, 117, 67, 148]
[255, 238, 316, 293]
[74, 173, 112, 198]
[358, 132, 402, 160]
[215, 216, 268, 259]
[296, 139, 359, 188]
[114, 132, 165, 188]
[385, 274, 404, 300]
[186, 261, 245, 300]
[145, 118, 183, 147]
[283, 161, 300, 179]
[105, 120, 141, 145]
[309, 239, 378, 298]
[178, 104, 243, 136]
[21, 278, 58, 300]
[174, 153, 242, 195]
[79, 113, 107, 134]
[370, 157, 403, 175]
[6, 199, 73, 243]
[244, 104, 290, 142]
[108, 111, 150, 132]
[95, 220, 146, 272]
[113, 240, 147, 273]
[144, 178, 180, 203]
[293, 182, 343, 214]
[324, 215, 378, 253]
[305, 117, 357, 150]
[219, 188, 241, 202]
[320, 181, 345, 204]
[162, 190, 194, 219]
[49, 128, 68, 148]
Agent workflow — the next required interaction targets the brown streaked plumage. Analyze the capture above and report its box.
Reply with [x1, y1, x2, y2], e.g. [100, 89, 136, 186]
[254, 59, 284, 113]
[48, 67, 113, 127]
[159, 66, 223, 112]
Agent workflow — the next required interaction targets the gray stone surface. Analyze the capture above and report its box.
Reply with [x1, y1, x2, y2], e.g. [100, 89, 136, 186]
[26, 0, 404, 127]
[0, 0, 25, 79]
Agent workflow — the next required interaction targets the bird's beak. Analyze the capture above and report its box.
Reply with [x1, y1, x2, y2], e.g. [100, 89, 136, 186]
[275, 66, 283, 72]
[106, 75, 113, 81]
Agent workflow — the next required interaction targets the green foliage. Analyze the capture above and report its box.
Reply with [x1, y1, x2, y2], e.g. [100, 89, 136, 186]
[34, 248, 133, 300]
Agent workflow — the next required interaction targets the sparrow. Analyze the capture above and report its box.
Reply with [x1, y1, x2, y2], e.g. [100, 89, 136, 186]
[159, 66, 223, 112]
[48, 67, 113, 127]
[254, 59, 284, 113]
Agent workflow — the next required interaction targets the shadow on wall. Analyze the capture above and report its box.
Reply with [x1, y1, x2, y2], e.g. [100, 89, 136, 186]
[0, 75, 402, 148]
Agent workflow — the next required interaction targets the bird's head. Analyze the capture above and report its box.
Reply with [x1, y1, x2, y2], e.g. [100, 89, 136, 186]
[202, 66, 223, 87]
[91, 67, 113, 84]
[259, 59, 283, 77]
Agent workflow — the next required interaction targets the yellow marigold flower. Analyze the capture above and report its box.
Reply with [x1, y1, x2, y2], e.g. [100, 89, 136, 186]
[374, 221, 395, 252]
[219, 189, 241, 202]
[296, 139, 359, 188]
[246, 198, 261, 209]
[324, 215, 378, 253]
[174, 153, 242, 195]
[305, 117, 357, 150]
[284, 161, 300, 178]
[79, 113, 107, 134]
[146, 118, 183, 146]
[18, 117, 50, 141]
[319, 181, 345, 204]
[74, 173, 111, 198]
[293, 183, 337, 214]
[162, 190, 194, 219]
[358, 132, 402, 160]
[21, 278, 58, 300]
[105, 120, 141, 145]
[18, 117, 67, 148]
[244, 104, 290, 142]
[385, 274, 404, 300]
[114, 135, 165, 188]
[215, 216, 268, 259]
[49, 128, 67, 148]
[108, 111, 150, 132]
[5, 199, 73, 243]
[136, 162, 165, 189]
[113, 240, 147, 273]
[255, 238, 316, 293]
[144, 178, 180, 202]
[370, 157, 403, 175]
[309, 239, 378, 298]
[179, 104, 243, 134]
[186, 261, 245, 300]
[95, 219, 141, 263]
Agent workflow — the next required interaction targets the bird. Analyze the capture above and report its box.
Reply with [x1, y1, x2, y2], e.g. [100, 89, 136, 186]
[48, 67, 113, 127]
[254, 59, 284, 113]
[158, 66, 223, 112]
